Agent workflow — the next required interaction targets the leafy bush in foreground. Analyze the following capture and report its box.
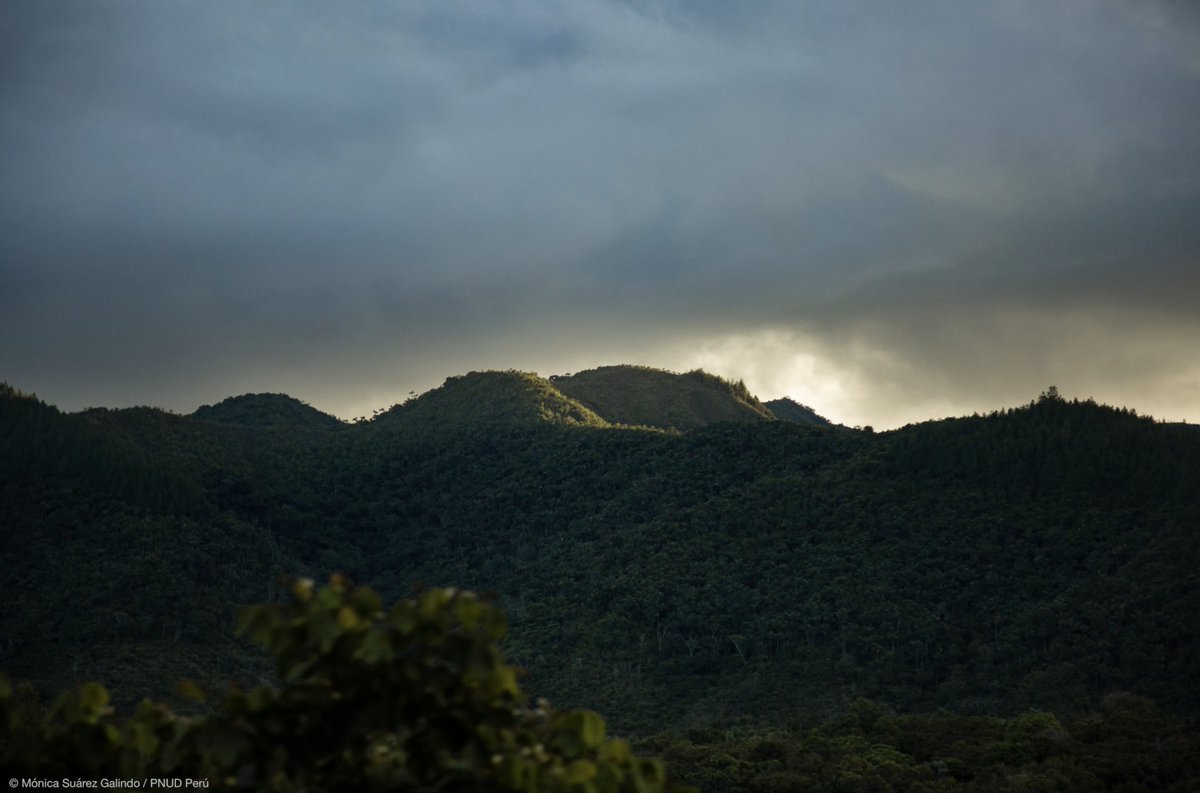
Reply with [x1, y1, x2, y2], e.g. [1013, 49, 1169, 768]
[0, 577, 677, 792]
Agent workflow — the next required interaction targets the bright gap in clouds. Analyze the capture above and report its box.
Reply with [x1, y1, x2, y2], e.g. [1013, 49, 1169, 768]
[671, 310, 1200, 432]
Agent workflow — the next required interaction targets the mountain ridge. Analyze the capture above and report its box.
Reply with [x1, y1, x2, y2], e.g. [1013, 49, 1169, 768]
[362, 364, 835, 434]
[23, 365, 841, 433]
[2, 375, 1196, 744]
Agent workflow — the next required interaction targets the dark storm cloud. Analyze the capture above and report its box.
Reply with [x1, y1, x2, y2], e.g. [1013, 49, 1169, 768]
[2, 1, 1198, 424]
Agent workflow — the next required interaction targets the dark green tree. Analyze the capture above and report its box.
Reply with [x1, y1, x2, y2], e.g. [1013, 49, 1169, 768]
[1, 577, 680, 793]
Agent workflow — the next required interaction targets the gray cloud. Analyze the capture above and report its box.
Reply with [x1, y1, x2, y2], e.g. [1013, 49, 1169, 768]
[2, 1, 1198, 425]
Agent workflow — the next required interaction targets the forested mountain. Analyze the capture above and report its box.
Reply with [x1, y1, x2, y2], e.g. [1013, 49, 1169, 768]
[550, 365, 775, 430]
[192, 393, 344, 429]
[373, 370, 609, 431]
[764, 397, 834, 427]
[2, 374, 1198, 788]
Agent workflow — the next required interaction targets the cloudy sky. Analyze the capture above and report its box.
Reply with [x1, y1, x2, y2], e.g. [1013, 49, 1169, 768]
[2, 1, 1198, 428]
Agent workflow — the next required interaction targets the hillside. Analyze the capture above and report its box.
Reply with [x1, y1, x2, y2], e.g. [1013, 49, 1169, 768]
[764, 397, 834, 427]
[0, 387, 282, 702]
[2, 376, 1198, 766]
[552, 365, 774, 430]
[371, 369, 608, 432]
[192, 393, 344, 430]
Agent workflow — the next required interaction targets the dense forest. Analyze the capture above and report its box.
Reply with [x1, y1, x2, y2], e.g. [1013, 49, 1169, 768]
[1, 366, 1198, 789]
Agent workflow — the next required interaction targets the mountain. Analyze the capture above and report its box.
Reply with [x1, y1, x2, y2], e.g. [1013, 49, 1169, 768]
[0, 386, 281, 702]
[764, 396, 834, 427]
[372, 369, 608, 431]
[1, 375, 1198, 758]
[551, 365, 774, 430]
[192, 393, 344, 430]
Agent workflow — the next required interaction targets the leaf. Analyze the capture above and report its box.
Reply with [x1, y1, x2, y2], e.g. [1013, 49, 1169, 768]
[594, 763, 624, 793]
[350, 587, 383, 617]
[494, 754, 529, 789]
[564, 759, 597, 784]
[477, 605, 507, 640]
[308, 609, 341, 654]
[419, 588, 453, 619]
[355, 631, 395, 665]
[292, 577, 315, 601]
[390, 602, 417, 634]
[564, 710, 606, 750]
[236, 604, 277, 642]
[79, 681, 111, 721]
[176, 679, 207, 703]
[454, 596, 481, 629]
[600, 739, 630, 765]
[125, 719, 159, 757]
[630, 758, 664, 793]
[315, 583, 345, 609]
